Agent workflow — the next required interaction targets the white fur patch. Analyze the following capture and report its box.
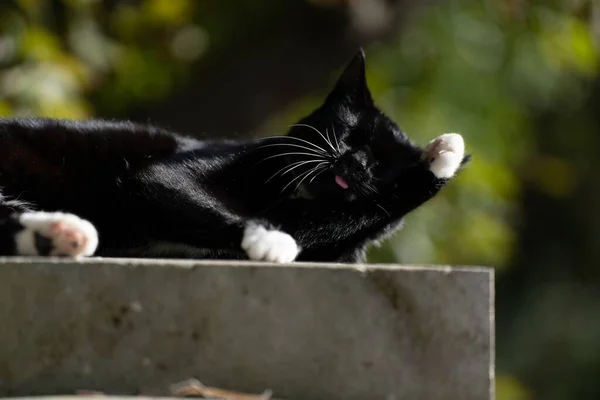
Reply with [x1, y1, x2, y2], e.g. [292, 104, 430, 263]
[15, 212, 98, 257]
[241, 224, 299, 263]
[425, 133, 465, 179]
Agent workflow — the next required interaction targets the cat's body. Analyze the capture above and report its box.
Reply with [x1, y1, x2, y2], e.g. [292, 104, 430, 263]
[0, 50, 469, 262]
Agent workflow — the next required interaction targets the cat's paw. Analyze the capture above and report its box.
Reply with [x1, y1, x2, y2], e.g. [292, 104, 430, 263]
[241, 224, 299, 263]
[15, 212, 99, 257]
[424, 133, 465, 179]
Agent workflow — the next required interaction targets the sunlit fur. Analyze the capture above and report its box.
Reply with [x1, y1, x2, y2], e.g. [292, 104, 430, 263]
[0, 49, 469, 262]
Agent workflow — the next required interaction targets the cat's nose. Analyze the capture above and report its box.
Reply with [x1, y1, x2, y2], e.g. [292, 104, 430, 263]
[347, 159, 361, 173]
[337, 150, 367, 175]
[348, 150, 367, 172]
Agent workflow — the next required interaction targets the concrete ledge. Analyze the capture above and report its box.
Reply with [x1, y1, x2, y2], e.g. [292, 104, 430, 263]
[0, 258, 494, 400]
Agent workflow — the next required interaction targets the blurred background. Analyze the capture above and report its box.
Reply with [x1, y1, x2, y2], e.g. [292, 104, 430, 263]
[0, 0, 599, 398]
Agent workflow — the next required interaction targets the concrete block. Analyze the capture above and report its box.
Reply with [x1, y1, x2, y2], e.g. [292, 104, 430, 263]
[0, 258, 494, 400]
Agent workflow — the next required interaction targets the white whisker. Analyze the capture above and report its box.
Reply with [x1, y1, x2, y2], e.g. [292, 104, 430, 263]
[376, 203, 390, 217]
[291, 123, 338, 154]
[257, 151, 327, 165]
[257, 143, 328, 156]
[265, 159, 325, 183]
[294, 163, 329, 192]
[305, 163, 329, 184]
[325, 128, 334, 153]
[281, 161, 328, 194]
[266, 135, 330, 155]
[332, 124, 341, 153]
[306, 161, 329, 176]
[309, 165, 329, 184]
[265, 160, 310, 184]
[281, 159, 326, 177]
[281, 168, 313, 194]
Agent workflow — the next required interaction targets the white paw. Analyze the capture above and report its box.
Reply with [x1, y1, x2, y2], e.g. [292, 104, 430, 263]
[241, 224, 299, 263]
[424, 133, 465, 179]
[15, 212, 99, 257]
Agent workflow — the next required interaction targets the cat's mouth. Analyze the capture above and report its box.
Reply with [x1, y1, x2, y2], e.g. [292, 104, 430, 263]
[335, 175, 349, 189]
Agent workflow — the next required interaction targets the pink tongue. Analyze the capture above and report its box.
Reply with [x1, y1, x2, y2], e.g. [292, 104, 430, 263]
[335, 175, 349, 189]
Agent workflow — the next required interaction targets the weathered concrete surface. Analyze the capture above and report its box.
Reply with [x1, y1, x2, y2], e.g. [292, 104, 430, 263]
[0, 258, 494, 400]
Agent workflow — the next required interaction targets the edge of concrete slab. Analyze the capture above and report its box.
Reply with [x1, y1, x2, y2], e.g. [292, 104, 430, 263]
[0, 257, 495, 400]
[0, 256, 494, 273]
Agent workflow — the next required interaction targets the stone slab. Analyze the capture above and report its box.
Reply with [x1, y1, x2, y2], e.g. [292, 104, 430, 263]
[0, 258, 494, 400]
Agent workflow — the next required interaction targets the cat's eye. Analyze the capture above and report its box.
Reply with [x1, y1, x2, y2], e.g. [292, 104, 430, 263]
[346, 129, 372, 147]
[363, 146, 378, 167]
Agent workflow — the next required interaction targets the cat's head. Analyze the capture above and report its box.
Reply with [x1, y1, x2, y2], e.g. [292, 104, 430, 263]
[279, 49, 465, 201]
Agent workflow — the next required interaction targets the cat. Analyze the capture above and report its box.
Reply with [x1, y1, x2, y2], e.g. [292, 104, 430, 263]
[0, 49, 469, 263]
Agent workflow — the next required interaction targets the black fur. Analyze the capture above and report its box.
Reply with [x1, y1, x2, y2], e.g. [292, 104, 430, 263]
[0, 50, 469, 262]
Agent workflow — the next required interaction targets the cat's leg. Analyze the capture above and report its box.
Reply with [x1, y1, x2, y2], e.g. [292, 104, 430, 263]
[153, 211, 301, 262]
[423, 133, 467, 180]
[0, 202, 98, 257]
[240, 221, 300, 263]
[376, 132, 467, 213]
[13, 212, 98, 257]
[370, 132, 466, 223]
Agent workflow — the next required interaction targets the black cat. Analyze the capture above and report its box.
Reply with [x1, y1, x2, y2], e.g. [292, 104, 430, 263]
[0, 50, 469, 262]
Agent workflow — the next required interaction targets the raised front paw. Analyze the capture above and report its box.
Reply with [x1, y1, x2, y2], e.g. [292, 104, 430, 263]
[423, 133, 466, 179]
[241, 224, 300, 263]
[15, 212, 99, 257]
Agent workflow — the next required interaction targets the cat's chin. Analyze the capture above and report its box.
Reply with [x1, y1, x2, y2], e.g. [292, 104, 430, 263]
[296, 181, 358, 202]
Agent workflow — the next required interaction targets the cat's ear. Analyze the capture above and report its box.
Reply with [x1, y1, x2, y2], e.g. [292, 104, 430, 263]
[325, 48, 374, 109]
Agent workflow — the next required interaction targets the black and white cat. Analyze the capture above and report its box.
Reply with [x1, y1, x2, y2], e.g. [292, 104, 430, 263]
[0, 50, 469, 263]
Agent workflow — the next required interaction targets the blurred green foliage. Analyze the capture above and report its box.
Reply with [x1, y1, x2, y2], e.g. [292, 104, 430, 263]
[0, 0, 206, 117]
[1, 0, 600, 399]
